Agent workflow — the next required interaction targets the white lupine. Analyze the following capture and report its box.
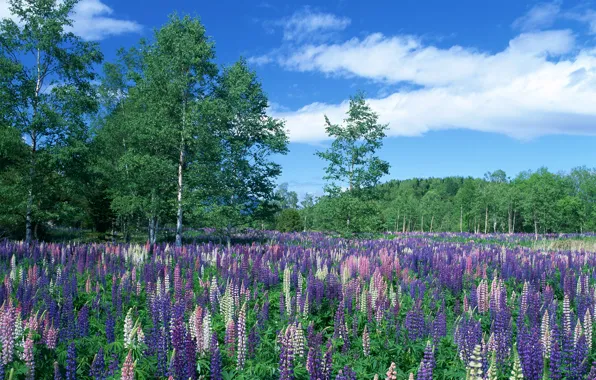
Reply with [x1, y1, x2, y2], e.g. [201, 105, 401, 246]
[283, 266, 292, 316]
[584, 309, 592, 351]
[220, 286, 234, 323]
[540, 311, 551, 358]
[293, 323, 305, 358]
[137, 327, 145, 345]
[360, 289, 367, 312]
[574, 319, 583, 347]
[563, 295, 572, 336]
[124, 309, 134, 349]
[389, 285, 396, 307]
[202, 311, 212, 352]
[303, 293, 309, 317]
[164, 272, 170, 294]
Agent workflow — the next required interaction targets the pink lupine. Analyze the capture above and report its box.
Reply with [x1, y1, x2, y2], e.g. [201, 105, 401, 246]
[363, 325, 370, 356]
[0, 303, 16, 365]
[477, 279, 488, 313]
[385, 362, 398, 380]
[23, 334, 34, 380]
[121, 351, 136, 380]
[45, 326, 58, 350]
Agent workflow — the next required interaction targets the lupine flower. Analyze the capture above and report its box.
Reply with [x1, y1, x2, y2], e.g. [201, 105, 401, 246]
[123, 308, 134, 349]
[335, 366, 356, 380]
[1, 303, 16, 365]
[46, 326, 58, 350]
[540, 311, 551, 358]
[54, 361, 62, 380]
[237, 302, 247, 369]
[417, 341, 434, 380]
[211, 332, 222, 380]
[362, 325, 370, 356]
[89, 348, 105, 380]
[385, 362, 397, 380]
[583, 309, 592, 351]
[121, 351, 135, 380]
[279, 326, 295, 380]
[23, 334, 34, 380]
[225, 319, 236, 356]
[563, 295, 572, 336]
[509, 345, 523, 380]
[66, 342, 76, 380]
[476, 279, 488, 313]
[466, 344, 483, 379]
[487, 351, 497, 380]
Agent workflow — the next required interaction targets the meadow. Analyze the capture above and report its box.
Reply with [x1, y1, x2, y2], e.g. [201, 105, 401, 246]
[0, 232, 595, 379]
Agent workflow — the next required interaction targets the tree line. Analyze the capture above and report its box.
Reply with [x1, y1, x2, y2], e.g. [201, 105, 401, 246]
[0, 0, 287, 244]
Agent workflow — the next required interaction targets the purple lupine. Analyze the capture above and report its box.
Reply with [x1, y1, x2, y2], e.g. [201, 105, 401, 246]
[549, 322, 562, 380]
[518, 326, 543, 380]
[417, 342, 434, 380]
[405, 303, 425, 341]
[105, 312, 115, 343]
[23, 334, 34, 380]
[156, 327, 168, 377]
[335, 366, 357, 380]
[65, 342, 76, 380]
[106, 353, 119, 377]
[279, 327, 295, 380]
[211, 332, 222, 380]
[77, 305, 89, 338]
[571, 334, 588, 379]
[89, 348, 105, 380]
[54, 361, 62, 380]
[431, 312, 446, 344]
[322, 340, 333, 380]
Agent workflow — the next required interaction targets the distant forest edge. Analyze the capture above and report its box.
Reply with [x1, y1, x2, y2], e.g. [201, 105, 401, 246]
[293, 167, 596, 236]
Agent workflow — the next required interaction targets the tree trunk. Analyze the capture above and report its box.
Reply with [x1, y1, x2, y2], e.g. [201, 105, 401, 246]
[460, 205, 463, 233]
[484, 206, 488, 234]
[421, 215, 424, 233]
[26, 49, 44, 246]
[175, 98, 187, 247]
[512, 211, 516, 233]
[148, 216, 158, 246]
[395, 209, 400, 233]
[175, 148, 184, 247]
[402, 215, 406, 233]
[430, 215, 434, 233]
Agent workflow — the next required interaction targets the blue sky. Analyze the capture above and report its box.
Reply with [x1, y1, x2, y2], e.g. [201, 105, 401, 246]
[3, 0, 596, 197]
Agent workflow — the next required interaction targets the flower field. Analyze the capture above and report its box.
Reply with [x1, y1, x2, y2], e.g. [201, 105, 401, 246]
[1, 234, 595, 379]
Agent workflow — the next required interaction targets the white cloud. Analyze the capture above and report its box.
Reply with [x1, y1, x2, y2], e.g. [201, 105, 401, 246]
[258, 27, 596, 143]
[0, 0, 141, 40]
[512, 1, 561, 31]
[276, 8, 350, 42]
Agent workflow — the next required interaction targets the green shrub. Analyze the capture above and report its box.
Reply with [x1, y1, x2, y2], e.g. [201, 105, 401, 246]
[276, 209, 304, 232]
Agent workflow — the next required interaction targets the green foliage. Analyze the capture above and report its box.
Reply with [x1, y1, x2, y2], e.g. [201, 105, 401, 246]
[317, 92, 390, 195]
[302, 167, 596, 234]
[276, 208, 304, 232]
[0, 0, 103, 242]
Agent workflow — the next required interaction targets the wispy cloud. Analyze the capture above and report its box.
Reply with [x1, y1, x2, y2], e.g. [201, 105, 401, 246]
[280, 8, 350, 42]
[0, 0, 142, 41]
[251, 7, 596, 144]
[512, 1, 561, 31]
